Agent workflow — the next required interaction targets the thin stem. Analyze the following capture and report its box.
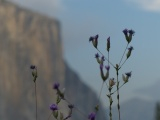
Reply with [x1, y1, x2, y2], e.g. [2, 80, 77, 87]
[64, 97, 88, 119]
[118, 43, 129, 66]
[119, 58, 127, 68]
[116, 71, 121, 120]
[96, 48, 115, 68]
[97, 82, 104, 105]
[109, 88, 112, 120]
[35, 82, 38, 120]
[110, 83, 125, 95]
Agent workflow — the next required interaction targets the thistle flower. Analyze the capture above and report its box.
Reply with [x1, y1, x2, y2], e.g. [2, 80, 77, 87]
[123, 29, 135, 43]
[68, 104, 74, 109]
[128, 29, 135, 43]
[53, 82, 60, 90]
[125, 71, 132, 78]
[129, 29, 135, 36]
[30, 65, 37, 82]
[100, 64, 103, 70]
[30, 65, 36, 69]
[105, 65, 110, 71]
[122, 29, 128, 36]
[95, 53, 99, 58]
[95, 53, 100, 64]
[50, 104, 58, 111]
[128, 46, 134, 51]
[122, 71, 132, 83]
[126, 46, 134, 59]
[89, 34, 99, 48]
[88, 112, 96, 120]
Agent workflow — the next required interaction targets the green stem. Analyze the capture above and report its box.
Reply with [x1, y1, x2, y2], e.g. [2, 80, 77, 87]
[118, 43, 129, 67]
[35, 82, 38, 120]
[116, 71, 121, 120]
[97, 82, 104, 105]
[109, 88, 112, 120]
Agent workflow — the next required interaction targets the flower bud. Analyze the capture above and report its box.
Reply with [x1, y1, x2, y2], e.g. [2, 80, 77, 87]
[89, 34, 99, 48]
[95, 53, 100, 64]
[109, 78, 115, 88]
[123, 29, 129, 43]
[107, 37, 110, 52]
[126, 46, 133, 59]
[128, 29, 135, 43]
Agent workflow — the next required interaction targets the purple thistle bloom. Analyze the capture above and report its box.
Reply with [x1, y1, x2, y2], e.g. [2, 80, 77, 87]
[123, 29, 128, 36]
[68, 104, 74, 109]
[105, 65, 110, 71]
[50, 104, 58, 111]
[107, 36, 110, 42]
[125, 71, 132, 77]
[100, 64, 103, 70]
[88, 112, 96, 120]
[89, 34, 99, 42]
[129, 29, 135, 36]
[53, 82, 60, 90]
[89, 36, 94, 42]
[128, 46, 134, 51]
[101, 56, 105, 61]
[30, 65, 36, 69]
[95, 34, 99, 40]
[95, 53, 100, 58]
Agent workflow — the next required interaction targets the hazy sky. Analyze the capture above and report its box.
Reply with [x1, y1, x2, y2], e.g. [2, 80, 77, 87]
[10, 0, 160, 104]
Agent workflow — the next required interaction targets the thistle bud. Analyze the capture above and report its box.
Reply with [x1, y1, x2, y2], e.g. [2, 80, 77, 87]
[95, 53, 100, 64]
[128, 29, 135, 43]
[126, 46, 133, 59]
[123, 29, 129, 43]
[107, 37, 110, 52]
[109, 78, 115, 88]
[89, 34, 99, 48]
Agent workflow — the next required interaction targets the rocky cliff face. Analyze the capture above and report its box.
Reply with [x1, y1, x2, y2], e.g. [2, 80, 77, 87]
[0, 1, 106, 120]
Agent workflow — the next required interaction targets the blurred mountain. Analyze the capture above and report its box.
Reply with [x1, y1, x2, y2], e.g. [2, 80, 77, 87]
[0, 1, 106, 120]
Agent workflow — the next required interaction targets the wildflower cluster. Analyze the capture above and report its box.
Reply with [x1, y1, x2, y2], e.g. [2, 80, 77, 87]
[30, 29, 135, 120]
[49, 82, 74, 120]
[89, 28, 135, 120]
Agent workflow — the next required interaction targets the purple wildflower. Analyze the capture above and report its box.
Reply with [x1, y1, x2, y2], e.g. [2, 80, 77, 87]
[125, 72, 132, 77]
[89, 34, 99, 42]
[30, 65, 36, 69]
[107, 36, 110, 43]
[95, 53, 99, 58]
[89, 36, 94, 42]
[100, 64, 103, 70]
[88, 112, 96, 120]
[129, 29, 135, 36]
[50, 104, 58, 111]
[68, 104, 74, 109]
[53, 82, 60, 90]
[123, 29, 128, 36]
[128, 46, 134, 51]
[105, 65, 110, 71]
[101, 56, 105, 61]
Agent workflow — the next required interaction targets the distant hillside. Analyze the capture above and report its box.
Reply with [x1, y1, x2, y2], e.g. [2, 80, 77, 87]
[0, 1, 106, 120]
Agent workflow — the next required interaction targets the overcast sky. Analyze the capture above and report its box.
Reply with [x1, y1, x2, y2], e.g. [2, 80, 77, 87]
[10, 0, 160, 105]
